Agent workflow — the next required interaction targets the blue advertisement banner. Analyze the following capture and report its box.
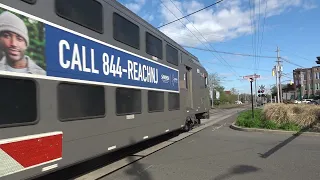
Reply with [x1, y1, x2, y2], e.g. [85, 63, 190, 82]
[0, 5, 179, 92]
[45, 25, 179, 92]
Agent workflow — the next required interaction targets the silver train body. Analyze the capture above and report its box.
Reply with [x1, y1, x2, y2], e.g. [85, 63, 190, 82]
[0, 0, 210, 179]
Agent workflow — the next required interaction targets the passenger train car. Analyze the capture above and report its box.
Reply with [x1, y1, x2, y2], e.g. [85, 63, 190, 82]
[0, 0, 210, 179]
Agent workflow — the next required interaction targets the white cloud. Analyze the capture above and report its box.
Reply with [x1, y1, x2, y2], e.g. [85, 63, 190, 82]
[158, 0, 315, 46]
[143, 14, 154, 22]
[259, 75, 274, 80]
[124, 0, 146, 13]
[218, 72, 234, 77]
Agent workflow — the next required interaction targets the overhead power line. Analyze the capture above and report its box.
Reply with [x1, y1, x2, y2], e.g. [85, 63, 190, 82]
[201, 61, 270, 72]
[257, 0, 268, 73]
[281, 57, 304, 68]
[160, 0, 241, 77]
[157, 0, 224, 28]
[183, 45, 276, 58]
[281, 49, 312, 62]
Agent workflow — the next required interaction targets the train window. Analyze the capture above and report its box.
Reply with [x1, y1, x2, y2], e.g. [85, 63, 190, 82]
[146, 32, 162, 59]
[55, 0, 103, 33]
[168, 92, 180, 111]
[58, 83, 105, 121]
[116, 88, 141, 115]
[166, 44, 179, 66]
[0, 77, 37, 126]
[205, 77, 208, 88]
[148, 91, 164, 112]
[22, 0, 36, 4]
[113, 13, 140, 49]
[185, 72, 188, 89]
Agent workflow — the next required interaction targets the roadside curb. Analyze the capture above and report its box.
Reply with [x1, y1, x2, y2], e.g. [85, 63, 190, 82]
[230, 122, 320, 136]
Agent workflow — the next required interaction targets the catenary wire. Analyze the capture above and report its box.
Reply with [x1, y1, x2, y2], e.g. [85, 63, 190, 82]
[157, 0, 225, 28]
[160, 0, 241, 77]
[166, 0, 241, 77]
[183, 45, 277, 58]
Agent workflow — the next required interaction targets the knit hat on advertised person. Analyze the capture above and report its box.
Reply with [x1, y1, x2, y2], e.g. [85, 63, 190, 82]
[0, 11, 29, 46]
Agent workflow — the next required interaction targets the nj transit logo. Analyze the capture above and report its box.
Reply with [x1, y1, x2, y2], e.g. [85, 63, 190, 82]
[161, 74, 170, 83]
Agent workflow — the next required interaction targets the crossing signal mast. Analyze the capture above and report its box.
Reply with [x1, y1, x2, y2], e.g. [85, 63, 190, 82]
[258, 85, 266, 105]
[258, 89, 265, 97]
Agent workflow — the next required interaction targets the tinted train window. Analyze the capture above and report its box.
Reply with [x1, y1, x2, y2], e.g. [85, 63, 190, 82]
[146, 32, 162, 59]
[185, 72, 188, 89]
[113, 13, 140, 49]
[55, 0, 103, 33]
[116, 88, 141, 115]
[58, 83, 105, 120]
[205, 77, 208, 88]
[168, 93, 180, 110]
[166, 44, 178, 66]
[148, 91, 164, 112]
[0, 77, 37, 126]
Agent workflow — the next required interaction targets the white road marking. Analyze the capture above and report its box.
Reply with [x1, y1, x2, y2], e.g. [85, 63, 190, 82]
[137, 165, 153, 174]
[212, 123, 226, 131]
[143, 136, 149, 139]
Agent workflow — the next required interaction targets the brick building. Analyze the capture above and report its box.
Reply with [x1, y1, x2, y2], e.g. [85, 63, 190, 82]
[293, 66, 320, 99]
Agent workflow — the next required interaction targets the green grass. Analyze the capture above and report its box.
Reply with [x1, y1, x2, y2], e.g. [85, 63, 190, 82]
[236, 109, 301, 131]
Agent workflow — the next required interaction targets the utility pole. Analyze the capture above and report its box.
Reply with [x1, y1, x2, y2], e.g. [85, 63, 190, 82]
[237, 91, 240, 102]
[274, 65, 280, 103]
[276, 47, 282, 103]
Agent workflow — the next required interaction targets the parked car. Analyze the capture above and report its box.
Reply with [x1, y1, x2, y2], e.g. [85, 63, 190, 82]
[307, 100, 318, 105]
[302, 99, 313, 104]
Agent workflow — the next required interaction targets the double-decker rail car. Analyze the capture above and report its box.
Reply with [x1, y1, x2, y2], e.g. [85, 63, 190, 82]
[0, 0, 210, 179]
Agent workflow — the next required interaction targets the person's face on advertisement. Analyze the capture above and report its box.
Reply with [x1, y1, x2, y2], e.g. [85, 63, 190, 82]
[0, 31, 27, 62]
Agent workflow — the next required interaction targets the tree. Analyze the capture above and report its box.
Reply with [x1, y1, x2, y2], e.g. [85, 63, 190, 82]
[230, 87, 238, 95]
[207, 73, 224, 91]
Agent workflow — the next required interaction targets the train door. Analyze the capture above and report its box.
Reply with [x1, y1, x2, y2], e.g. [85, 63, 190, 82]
[185, 66, 193, 109]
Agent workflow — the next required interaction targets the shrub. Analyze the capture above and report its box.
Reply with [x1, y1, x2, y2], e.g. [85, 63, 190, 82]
[263, 103, 320, 127]
[236, 108, 303, 131]
[279, 123, 301, 131]
[262, 120, 278, 130]
[236, 109, 262, 128]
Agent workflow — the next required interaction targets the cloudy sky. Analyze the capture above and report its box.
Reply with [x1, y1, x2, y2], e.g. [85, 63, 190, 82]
[118, 0, 319, 93]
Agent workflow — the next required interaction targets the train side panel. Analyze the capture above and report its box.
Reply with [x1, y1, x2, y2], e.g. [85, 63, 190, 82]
[0, 0, 209, 179]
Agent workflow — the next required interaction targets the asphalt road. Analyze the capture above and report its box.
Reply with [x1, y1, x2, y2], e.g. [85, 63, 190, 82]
[102, 109, 320, 180]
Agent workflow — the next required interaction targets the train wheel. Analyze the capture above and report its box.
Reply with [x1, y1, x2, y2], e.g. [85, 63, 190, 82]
[183, 117, 192, 132]
[197, 118, 201, 125]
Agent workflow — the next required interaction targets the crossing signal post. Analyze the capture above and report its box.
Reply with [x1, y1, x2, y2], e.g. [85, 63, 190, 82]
[243, 75, 260, 119]
[249, 78, 254, 119]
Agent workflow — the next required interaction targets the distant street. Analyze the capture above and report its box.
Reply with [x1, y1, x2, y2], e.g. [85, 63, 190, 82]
[103, 108, 320, 180]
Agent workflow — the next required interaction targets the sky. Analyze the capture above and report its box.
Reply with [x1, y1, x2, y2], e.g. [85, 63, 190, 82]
[117, 0, 319, 94]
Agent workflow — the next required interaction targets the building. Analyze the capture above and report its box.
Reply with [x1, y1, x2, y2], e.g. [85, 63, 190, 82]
[293, 66, 320, 99]
[224, 91, 231, 95]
